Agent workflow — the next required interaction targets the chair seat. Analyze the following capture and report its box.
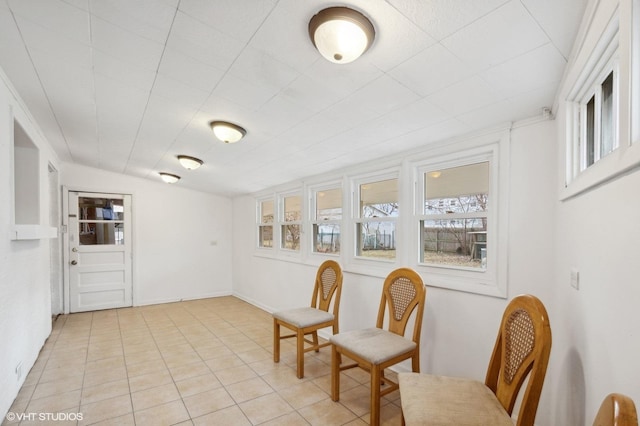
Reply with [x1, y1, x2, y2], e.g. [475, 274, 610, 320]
[398, 373, 514, 426]
[273, 307, 334, 328]
[330, 328, 416, 364]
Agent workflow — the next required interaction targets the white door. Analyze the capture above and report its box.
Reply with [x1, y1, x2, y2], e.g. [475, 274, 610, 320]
[68, 192, 132, 312]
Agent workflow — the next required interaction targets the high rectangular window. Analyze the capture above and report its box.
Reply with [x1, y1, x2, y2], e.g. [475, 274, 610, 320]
[581, 70, 617, 170]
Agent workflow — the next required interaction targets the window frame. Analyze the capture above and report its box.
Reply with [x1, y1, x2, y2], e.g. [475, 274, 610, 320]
[308, 181, 343, 258]
[411, 138, 508, 298]
[277, 190, 303, 254]
[256, 196, 275, 251]
[416, 159, 490, 272]
[561, 6, 640, 199]
[350, 169, 400, 266]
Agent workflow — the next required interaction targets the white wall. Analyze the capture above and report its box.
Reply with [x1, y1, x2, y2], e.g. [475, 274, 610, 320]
[231, 119, 559, 423]
[61, 163, 234, 307]
[0, 72, 58, 418]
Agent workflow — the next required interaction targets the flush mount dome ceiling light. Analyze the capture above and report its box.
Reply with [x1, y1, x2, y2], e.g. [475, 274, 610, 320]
[159, 172, 180, 184]
[209, 121, 246, 144]
[177, 155, 203, 170]
[308, 6, 375, 64]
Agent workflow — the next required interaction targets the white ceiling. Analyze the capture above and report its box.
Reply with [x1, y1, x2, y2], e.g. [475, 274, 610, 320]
[0, 0, 587, 197]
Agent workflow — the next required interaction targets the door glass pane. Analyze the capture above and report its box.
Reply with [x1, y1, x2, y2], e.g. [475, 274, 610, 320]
[78, 197, 124, 245]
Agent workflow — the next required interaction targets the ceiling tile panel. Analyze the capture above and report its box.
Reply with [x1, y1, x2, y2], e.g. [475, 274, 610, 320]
[92, 51, 156, 94]
[178, 0, 278, 43]
[441, 0, 550, 70]
[227, 46, 300, 95]
[426, 76, 500, 116]
[480, 42, 566, 97]
[7, 0, 90, 44]
[16, 16, 92, 70]
[344, 75, 421, 115]
[91, 15, 164, 71]
[389, 43, 477, 96]
[61, 0, 89, 12]
[152, 74, 210, 111]
[387, 0, 510, 40]
[89, 0, 176, 44]
[522, 0, 588, 59]
[167, 11, 245, 70]
[157, 47, 225, 93]
[247, 0, 320, 73]
[208, 74, 278, 112]
[279, 74, 344, 114]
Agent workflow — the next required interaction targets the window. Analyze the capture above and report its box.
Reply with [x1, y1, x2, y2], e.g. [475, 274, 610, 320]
[564, 12, 624, 197]
[280, 194, 302, 251]
[311, 187, 342, 254]
[419, 163, 489, 270]
[354, 176, 398, 260]
[580, 70, 618, 171]
[258, 199, 274, 248]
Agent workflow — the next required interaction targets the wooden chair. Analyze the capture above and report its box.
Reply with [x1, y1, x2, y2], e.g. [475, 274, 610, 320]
[398, 294, 552, 426]
[593, 393, 638, 426]
[273, 260, 343, 379]
[330, 267, 426, 426]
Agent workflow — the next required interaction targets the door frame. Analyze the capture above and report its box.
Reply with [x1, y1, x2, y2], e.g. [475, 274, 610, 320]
[62, 186, 136, 314]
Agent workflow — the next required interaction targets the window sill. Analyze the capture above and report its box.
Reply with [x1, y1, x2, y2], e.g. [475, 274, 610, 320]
[11, 225, 58, 240]
[562, 143, 640, 200]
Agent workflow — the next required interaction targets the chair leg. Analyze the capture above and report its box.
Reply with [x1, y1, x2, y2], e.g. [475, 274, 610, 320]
[331, 345, 340, 401]
[370, 365, 381, 426]
[312, 331, 319, 352]
[411, 350, 420, 373]
[296, 328, 304, 379]
[273, 319, 280, 363]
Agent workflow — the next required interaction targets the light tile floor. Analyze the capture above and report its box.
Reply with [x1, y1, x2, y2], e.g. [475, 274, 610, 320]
[3, 297, 403, 425]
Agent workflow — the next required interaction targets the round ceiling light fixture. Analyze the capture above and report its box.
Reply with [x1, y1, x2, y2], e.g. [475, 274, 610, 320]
[308, 6, 375, 64]
[177, 155, 203, 170]
[159, 172, 180, 184]
[209, 121, 246, 144]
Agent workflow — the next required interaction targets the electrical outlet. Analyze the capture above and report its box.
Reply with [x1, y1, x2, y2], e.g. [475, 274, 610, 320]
[570, 268, 580, 290]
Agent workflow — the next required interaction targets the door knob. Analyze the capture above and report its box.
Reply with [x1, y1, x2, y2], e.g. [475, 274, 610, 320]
[72, 247, 78, 252]
[70, 260, 77, 265]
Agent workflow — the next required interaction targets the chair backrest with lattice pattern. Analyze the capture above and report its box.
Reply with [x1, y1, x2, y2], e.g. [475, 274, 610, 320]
[484, 294, 552, 426]
[311, 260, 343, 316]
[376, 268, 426, 343]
